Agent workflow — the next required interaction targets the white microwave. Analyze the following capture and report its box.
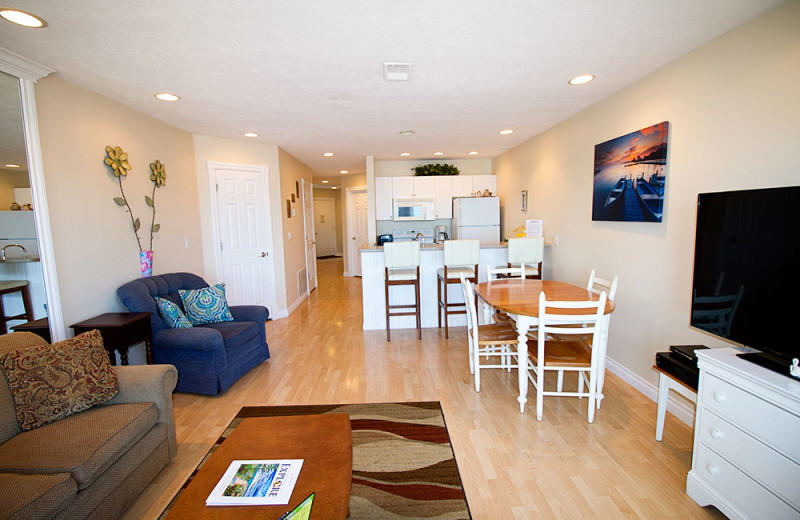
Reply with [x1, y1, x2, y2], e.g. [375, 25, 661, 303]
[393, 198, 435, 221]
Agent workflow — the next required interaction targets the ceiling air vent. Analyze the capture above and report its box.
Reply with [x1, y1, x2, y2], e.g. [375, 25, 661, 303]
[383, 62, 412, 81]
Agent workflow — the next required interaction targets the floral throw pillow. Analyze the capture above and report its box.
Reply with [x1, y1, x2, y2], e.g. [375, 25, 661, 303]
[179, 283, 234, 325]
[155, 297, 193, 328]
[0, 329, 119, 430]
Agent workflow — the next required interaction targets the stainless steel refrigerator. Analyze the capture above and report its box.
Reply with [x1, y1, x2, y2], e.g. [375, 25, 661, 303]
[452, 196, 500, 243]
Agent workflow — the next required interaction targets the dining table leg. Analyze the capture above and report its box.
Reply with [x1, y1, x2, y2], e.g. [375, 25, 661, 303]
[513, 314, 533, 413]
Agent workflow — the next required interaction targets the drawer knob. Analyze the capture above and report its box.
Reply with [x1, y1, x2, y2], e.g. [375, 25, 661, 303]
[706, 463, 719, 476]
[710, 428, 722, 439]
[712, 391, 726, 403]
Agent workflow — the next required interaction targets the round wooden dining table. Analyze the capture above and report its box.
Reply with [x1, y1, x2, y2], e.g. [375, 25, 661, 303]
[473, 279, 615, 413]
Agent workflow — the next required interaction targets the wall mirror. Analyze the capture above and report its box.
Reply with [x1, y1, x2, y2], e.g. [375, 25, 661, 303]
[0, 49, 64, 341]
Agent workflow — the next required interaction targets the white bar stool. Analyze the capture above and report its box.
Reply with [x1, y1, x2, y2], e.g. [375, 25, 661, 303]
[384, 241, 421, 341]
[503, 237, 544, 279]
[437, 239, 479, 339]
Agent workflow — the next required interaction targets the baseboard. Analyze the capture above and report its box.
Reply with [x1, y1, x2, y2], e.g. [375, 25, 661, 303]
[285, 291, 308, 316]
[605, 356, 696, 427]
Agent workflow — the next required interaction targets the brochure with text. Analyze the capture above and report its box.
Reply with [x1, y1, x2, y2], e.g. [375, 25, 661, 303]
[206, 459, 303, 506]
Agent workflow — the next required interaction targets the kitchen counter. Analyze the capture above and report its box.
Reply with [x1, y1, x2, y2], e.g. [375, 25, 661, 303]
[360, 242, 508, 331]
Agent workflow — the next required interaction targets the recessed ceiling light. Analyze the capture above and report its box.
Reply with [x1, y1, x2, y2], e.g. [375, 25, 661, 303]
[4, 164, 21, 168]
[400, 152, 411, 157]
[568, 74, 595, 86]
[398, 130, 415, 135]
[243, 132, 259, 138]
[498, 129, 514, 135]
[331, 186, 338, 190]
[0, 9, 46, 28]
[323, 152, 334, 157]
[340, 170, 349, 174]
[433, 152, 444, 156]
[321, 180, 329, 184]
[155, 92, 180, 101]
[468, 151, 479, 155]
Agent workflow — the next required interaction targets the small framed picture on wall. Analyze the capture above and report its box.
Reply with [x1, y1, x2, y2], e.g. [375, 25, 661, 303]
[521, 190, 528, 212]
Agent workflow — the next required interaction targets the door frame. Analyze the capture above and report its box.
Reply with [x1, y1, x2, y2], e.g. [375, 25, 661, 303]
[206, 160, 278, 312]
[344, 185, 367, 277]
[301, 178, 317, 295]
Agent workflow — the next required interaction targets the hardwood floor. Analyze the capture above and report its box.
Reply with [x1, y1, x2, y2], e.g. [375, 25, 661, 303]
[123, 258, 723, 519]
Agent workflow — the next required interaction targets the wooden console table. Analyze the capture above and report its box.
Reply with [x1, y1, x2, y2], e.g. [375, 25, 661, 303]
[71, 312, 152, 365]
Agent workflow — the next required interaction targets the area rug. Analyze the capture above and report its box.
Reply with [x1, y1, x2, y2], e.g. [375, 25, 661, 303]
[161, 401, 471, 519]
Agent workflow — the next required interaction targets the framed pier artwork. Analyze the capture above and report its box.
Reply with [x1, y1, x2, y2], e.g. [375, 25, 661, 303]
[592, 121, 670, 222]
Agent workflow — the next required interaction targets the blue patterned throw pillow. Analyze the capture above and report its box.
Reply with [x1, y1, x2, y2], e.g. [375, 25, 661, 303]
[155, 297, 193, 329]
[179, 284, 234, 325]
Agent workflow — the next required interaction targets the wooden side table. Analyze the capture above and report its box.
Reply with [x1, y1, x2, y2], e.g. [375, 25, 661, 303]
[71, 312, 152, 365]
[12, 317, 51, 343]
[653, 365, 697, 441]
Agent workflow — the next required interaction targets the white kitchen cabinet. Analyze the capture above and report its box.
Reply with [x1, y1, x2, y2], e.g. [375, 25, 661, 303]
[375, 177, 393, 220]
[434, 177, 453, 218]
[471, 174, 497, 195]
[451, 176, 475, 198]
[393, 176, 434, 199]
[687, 348, 800, 520]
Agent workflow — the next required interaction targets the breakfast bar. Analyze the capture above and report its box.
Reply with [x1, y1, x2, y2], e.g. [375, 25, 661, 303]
[360, 242, 508, 331]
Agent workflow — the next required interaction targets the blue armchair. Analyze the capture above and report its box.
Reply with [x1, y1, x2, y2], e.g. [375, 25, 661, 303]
[117, 272, 270, 395]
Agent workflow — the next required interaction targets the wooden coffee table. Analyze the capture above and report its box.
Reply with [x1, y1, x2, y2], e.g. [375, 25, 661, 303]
[165, 414, 352, 519]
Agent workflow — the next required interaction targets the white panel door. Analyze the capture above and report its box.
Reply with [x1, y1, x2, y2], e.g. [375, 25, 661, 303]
[347, 189, 369, 276]
[302, 179, 317, 294]
[215, 167, 274, 308]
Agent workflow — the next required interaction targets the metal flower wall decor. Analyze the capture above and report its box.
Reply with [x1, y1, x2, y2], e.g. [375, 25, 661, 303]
[104, 145, 166, 252]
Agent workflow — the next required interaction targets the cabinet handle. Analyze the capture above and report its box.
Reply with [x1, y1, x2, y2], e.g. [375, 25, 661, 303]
[706, 463, 719, 476]
[710, 428, 722, 440]
[712, 391, 726, 403]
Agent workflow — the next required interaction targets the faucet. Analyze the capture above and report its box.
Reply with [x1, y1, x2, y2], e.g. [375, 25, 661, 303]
[2, 244, 26, 261]
[414, 232, 424, 243]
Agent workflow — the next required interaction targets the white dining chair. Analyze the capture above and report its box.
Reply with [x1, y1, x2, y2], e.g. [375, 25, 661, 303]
[527, 290, 607, 422]
[461, 274, 520, 392]
[586, 270, 618, 410]
[484, 263, 525, 322]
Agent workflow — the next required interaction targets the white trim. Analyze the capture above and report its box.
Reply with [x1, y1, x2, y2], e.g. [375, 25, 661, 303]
[0, 47, 54, 82]
[19, 78, 65, 341]
[285, 291, 308, 316]
[301, 178, 317, 296]
[606, 356, 696, 426]
[206, 160, 278, 314]
[0, 49, 64, 341]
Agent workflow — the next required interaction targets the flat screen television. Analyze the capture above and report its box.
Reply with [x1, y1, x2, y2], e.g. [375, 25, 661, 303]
[691, 185, 800, 378]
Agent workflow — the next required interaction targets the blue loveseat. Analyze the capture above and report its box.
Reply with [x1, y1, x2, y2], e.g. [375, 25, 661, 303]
[117, 272, 270, 395]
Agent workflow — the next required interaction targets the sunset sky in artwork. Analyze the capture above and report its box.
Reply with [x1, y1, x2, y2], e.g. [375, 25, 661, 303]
[594, 121, 669, 168]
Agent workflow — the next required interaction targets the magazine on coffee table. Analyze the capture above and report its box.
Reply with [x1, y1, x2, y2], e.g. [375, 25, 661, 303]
[206, 459, 304, 506]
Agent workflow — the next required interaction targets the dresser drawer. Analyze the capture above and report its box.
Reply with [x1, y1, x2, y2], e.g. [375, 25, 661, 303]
[698, 409, 800, 509]
[693, 444, 800, 520]
[702, 374, 800, 461]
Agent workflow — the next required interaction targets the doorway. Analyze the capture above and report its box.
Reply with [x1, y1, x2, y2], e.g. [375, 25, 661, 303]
[314, 198, 336, 257]
[207, 161, 277, 311]
[345, 187, 368, 277]
[301, 179, 317, 295]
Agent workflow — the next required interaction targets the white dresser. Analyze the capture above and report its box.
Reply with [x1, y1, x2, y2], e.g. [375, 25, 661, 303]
[687, 348, 800, 519]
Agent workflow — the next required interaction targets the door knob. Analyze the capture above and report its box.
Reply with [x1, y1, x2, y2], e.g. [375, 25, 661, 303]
[260, 252, 267, 257]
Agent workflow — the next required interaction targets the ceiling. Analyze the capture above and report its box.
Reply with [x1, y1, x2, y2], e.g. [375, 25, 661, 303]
[0, 1, 784, 186]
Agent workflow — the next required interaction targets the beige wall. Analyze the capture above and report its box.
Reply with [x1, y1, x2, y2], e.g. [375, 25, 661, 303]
[35, 76, 203, 329]
[277, 147, 314, 309]
[191, 134, 288, 313]
[493, 1, 800, 387]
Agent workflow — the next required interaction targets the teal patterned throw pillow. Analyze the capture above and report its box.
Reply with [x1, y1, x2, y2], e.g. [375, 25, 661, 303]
[179, 284, 234, 325]
[155, 297, 193, 329]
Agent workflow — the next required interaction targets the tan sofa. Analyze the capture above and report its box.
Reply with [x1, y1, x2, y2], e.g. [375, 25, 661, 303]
[0, 332, 178, 519]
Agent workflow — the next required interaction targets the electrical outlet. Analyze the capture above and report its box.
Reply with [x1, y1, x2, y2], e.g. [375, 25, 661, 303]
[554, 234, 559, 246]
[184, 238, 190, 250]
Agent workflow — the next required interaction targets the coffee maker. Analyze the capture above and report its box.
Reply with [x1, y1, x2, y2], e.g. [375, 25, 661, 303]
[435, 225, 448, 243]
